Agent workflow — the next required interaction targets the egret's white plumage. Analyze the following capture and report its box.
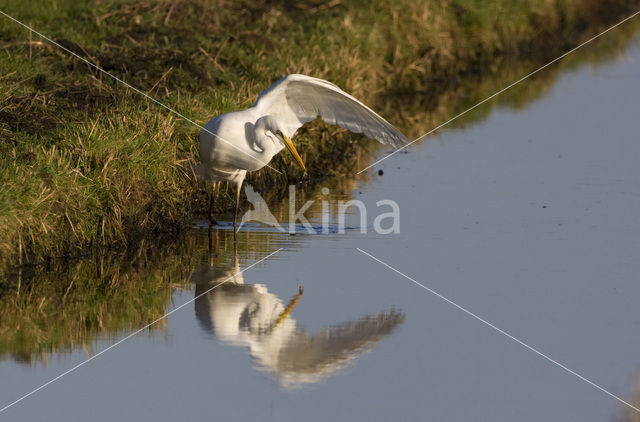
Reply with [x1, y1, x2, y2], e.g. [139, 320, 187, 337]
[194, 74, 408, 225]
[252, 74, 408, 147]
[192, 257, 405, 388]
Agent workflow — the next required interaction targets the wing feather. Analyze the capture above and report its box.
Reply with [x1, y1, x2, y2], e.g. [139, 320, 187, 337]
[254, 74, 408, 148]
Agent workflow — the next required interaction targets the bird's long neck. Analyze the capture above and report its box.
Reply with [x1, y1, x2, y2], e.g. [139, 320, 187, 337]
[238, 138, 276, 173]
[250, 116, 283, 168]
[254, 136, 279, 161]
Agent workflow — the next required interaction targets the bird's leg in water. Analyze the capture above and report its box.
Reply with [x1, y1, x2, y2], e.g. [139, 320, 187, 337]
[208, 182, 220, 226]
[233, 180, 243, 230]
[208, 226, 217, 265]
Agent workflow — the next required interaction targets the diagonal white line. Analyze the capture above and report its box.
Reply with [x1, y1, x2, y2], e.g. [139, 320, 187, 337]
[356, 247, 640, 413]
[357, 9, 640, 174]
[0, 9, 282, 174]
[0, 248, 283, 414]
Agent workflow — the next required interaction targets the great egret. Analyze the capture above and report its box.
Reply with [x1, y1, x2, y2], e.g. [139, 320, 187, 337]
[193, 74, 409, 226]
[191, 250, 405, 388]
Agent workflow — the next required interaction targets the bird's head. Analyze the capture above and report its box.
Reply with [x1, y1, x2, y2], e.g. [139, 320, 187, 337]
[255, 116, 306, 172]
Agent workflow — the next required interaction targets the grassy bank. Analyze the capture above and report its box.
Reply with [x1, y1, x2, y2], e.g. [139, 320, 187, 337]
[1, 0, 639, 275]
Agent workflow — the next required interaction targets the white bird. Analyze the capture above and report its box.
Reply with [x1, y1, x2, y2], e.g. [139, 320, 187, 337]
[193, 74, 409, 226]
[192, 258, 405, 388]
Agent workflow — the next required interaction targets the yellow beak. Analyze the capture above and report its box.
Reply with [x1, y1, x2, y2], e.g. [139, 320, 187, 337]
[280, 132, 306, 172]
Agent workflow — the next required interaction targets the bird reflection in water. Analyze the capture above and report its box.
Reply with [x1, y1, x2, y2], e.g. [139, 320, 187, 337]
[192, 232, 404, 389]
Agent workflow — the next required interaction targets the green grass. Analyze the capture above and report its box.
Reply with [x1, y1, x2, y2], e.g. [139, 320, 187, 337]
[1, 0, 639, 275]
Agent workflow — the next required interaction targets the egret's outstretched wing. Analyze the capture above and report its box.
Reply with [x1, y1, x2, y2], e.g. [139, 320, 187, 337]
[254, 74, 408, 148]
[274, 310, 405, 381]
